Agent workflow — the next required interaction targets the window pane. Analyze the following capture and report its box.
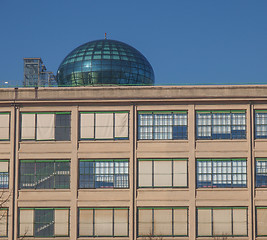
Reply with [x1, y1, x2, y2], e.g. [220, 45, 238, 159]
[256, 159, 267, 187]
[138, 112, 188, 140]
[20, 161, 70, 189]
[36, 114, 55, 140]
[94, 209, 113, 236]
[34, 209, 54, 237]
[79, 160, 128, 189]
[154, 209, 172, 235]
[197, 209, 212, 236]
[197, 159, 247, 188]
[255, 112, 267, 138]
[257, 208, 267, 236]
[0, 162, 8, 189]
[197, 208, 247, 237]
[0, 114, 9, 140]
[21, 113, 35, 140]
[55, 114, 71, 141]
[95, 113, 113, 139]
[138, 209, 152, 236]
[154, 161, 172, 187]
[196, 111, 246, 139]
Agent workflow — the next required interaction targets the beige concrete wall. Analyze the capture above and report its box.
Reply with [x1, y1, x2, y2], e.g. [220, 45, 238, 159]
[0, 86, 266, 239]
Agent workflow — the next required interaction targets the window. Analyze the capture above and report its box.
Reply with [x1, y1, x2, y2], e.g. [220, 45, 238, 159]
[196, 110, 246, 139]
[19, 160, 70, 189]
[197, 158, 247, 188]
[19, 208, 69, 237]
[0, 208, 8, 237]
[197, 207, 247, 237]
[256, 207, 267, 237]
[20, 112, 71, 141]
[79, 111, 129, 140]
[138, 111, 187, 140]
[79, 208, 129, 237]
[255, 110, 267, 138]
[0, 113, 10, 141]
[0, 160, 8, 189]
[256, 158, 267, 188]
[138, 159, 187, 188]
[79, 159, 128, 189]
[138, 207, 188, 237]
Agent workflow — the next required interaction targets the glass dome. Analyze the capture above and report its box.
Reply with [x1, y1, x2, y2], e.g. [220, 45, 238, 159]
[56, 39, 155, 86]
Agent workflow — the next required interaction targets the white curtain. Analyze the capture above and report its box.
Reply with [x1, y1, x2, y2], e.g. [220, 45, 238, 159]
[0, 114, 9, 140]
[36, 114, 55, 140]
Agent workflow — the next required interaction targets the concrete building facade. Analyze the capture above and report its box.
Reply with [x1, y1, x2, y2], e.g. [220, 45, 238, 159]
[0, 85, 267, 239]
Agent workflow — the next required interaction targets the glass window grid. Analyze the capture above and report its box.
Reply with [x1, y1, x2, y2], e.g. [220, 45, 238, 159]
[34, 209, 54, 237]
[78, 208, 129, 237]
[197, 159, 247, 188]
[138, 111, 188, 140]
[79, 111, 129, 141]
[19, 208, 69, 238]
[256, 159, 267, 188]
[0, 113, 10, 141]
[255, 111, 267, 139]
[79, 159, 129, 189]
[196, 111, 246, 140]
[20, 112, 71, 141]
[19, 160, 70, 189]
[138, 159, 188, 188]
[197, 207, 248, 237]
[0, 160, 8, 189]
[137, 207, 188, 237]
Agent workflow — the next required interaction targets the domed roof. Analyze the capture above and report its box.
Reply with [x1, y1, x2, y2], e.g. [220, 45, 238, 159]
[56, 39, 155, 86]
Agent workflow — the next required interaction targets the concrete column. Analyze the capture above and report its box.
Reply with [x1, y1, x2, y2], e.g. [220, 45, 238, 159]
[188, 104, 196, 239]
[70, 106, 78, 239]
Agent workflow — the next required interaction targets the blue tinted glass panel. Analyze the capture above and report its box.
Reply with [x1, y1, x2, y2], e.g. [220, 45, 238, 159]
[197, 159, 247, 188]
[138, 112, 188, 140]
[79, 160, 129, 189]
[256, 159, 267, 187]
[196, 111, 246, 140]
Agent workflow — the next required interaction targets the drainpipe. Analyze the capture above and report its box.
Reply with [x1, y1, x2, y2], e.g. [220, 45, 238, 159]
[11, 103, 18, 240]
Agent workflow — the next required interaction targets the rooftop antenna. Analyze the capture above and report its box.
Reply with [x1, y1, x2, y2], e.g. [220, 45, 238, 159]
[105, 33, 107, 39]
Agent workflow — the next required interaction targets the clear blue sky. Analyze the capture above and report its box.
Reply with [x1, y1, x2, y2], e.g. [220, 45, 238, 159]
[0, 0, 267, 86]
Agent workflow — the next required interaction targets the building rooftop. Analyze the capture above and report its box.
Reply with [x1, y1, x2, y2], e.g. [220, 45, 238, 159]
[1, 84, 267, 103]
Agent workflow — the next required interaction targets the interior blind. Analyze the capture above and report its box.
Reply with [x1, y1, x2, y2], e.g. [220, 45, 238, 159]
[20, 209, 34, 236]
[54, 209, 69, 236]
[79, 209, 93, 236]
[173, 208, 188, 236]
[114, 209, 128, 236]
[213, 209, 232, 235]
[0, 114, 9, 140]
[154, 209, 172, 235]
[21, 114, 35, 140]
[138, 161, 152, 187]
[80, 113, 94, 139]
[197, 209, 212, 236]
[233, 208, 247, 236]
[0, 162, 8, 173]
[115, 113, 128, 138]
[36, 114, 55, 140]
[138, 209, 152, 236]
[257, 208, 267, 236]
[173, 161, 187, 187]
[94, 209, 113, 236]
[154, 161, 172, 187]
[95, 113, 113, 139]
[0, 209, 7, 236]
